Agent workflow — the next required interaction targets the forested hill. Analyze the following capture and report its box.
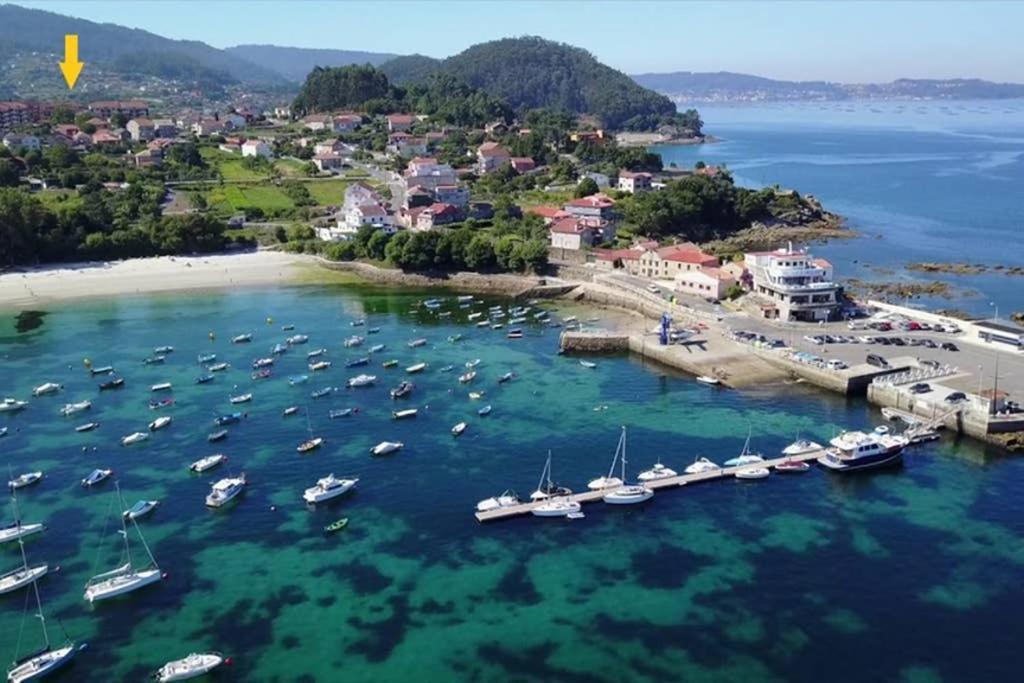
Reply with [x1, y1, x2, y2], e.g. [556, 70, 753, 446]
[225, 45, 400, 82]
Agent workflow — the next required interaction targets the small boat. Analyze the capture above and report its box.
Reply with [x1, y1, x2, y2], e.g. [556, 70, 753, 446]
[0, 521, 44, 544]
[382, 359, 399, 368]
[468, 312, 483, 320]
[151, 382, 172, 392]
[351, 319, 366, 327]
[75, 422, 100, 433]
[475, 321, 490, 328]
[329, 408, 353, 419]
[369, 344, 385, 354]
[497, 372, 514, 384]
[578, 360, 597, 369]
[311, 387, 334, 399]
[283, 406, 299, 416]
[476, 490, 519, 512]
[303, 474, 358, 504]
[251, 369, 272, 380]
[215, 413, 242, 426]
[272, 343, 288, 355]
[207, 429, 228, 442]
[297, 437, 324, 453]
[735, 467, 771, 480]
[477, 405, 492, 416]
[782, 439, 823, 456]
[324, 518, 349, 533]
[208, 362, 230, 372]
[638, 461, 678, 482]
[458, 371, 476, 384]
[229, 393, 252, 404]
[59, 400, 91, 416]
[287, 375, 309, 386]
[232, 333, 253, 344]
[490, 324, 504, 330]
[392, 409, 417, 420]
[282, 324, 296, 331]
[457, 295, 474, 302]
[465, 359, 481, 368]
[506, 330, 523, 339]
[390, 381, 414, 399]
[874, 425, 890, 435]
[0, 397, 28, 412]
[154, 652, 226, 682]
[531, 497, 581, 517]
[148, 416, 172, 431]
[407, 338, 427, 348]
[685, 456, 721, 475]
[142, 355, 166, 365]
[7, 471, 42, 490]
[195, 374, 215, 385]
[371, 441, 403, 456]
[367, 327, 381, 334]
[97, 377, 125, 391]
[307, 348, 327, 359]
[121, 432, 149, 446]
[774, 459, 811, 473]
[724, 429, 763, 467]
[190, 454, 227, 473]
[440, 365, 455, 373]
[123, 500, 159, 520]
[447, 334, 463, 343]
[451, 421, 467, 437]
[81, 468, 113, 487]
[530, 453, 573, 501]
[423, 299, 442, 309]
[468, 391, 484, 401]
[406, 362, 427, 374]
[563, 316, 578, 324]
[346, 374, 376, 388]
[205, 474, 247, 508]
[602, 428, 655, 505]
[154, 345, 174, 354]
[149, 398, 175, 410]
[287, 334, 309, 345]
[343, 336, 364, 348]
[696, 375, 721, 385]
[197, 353, 217, 364]
[0, 562, 48, 595]
[32, 382, 62, 396]
[0, 427, 5, 438]
[587, 431, 626, 491]
[252, 358, 274, 369]
[906, 427, 941, 444]
[89, 365, 114, 375]
[344, 358, 368, 368]
[509, 317, 527, 325]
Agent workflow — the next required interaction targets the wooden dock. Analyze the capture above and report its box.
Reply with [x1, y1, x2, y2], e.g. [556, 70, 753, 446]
[474, 450, 826, 522]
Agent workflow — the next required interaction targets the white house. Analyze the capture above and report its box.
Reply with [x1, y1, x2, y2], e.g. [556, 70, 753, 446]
[313, 152, 345, 172]
[344, 203, 395, 232]
[241, 140, 272, 159]
[674, 267, 736, 301]
[404, 157, 457, 191]
[744, 244, 840, 321]
[343, 182, 381, 211]
[1, 133, 40, 151]
[617, 170, 653, 194]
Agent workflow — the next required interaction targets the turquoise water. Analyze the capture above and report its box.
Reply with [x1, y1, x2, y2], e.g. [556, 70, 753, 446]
[2, 285, 1022, 682]
[658, 99, 1024, 316]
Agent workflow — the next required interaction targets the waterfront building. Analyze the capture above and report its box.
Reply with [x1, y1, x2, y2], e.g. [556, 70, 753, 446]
[617, 170, 653, 193]
[674, 267, 736, 300]
[549, 217, 607, 251]
[744, 244, 840, 321]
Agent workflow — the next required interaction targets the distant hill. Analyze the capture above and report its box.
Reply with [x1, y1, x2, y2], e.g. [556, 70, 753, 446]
[378, 54, 443, 86]
[225, 44, 399, 82]
[632, 70, 1024, 102]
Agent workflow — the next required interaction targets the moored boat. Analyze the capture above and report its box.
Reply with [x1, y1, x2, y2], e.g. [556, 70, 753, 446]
[390, 381, 414, 399]
[154, 652, 226, 682]
[476, 490, 519, 513]
[578, 360, 596, 369]
[307, 348, 327, 359]
[818, 430, 908, 472]
[287, 334, 309, 345]
[229, 393, 252, 405]
[329, 408, 353, 419]
[344, 357, 369, 368]
[695, 375, 721, 385]
[289, 374, 309, 385]
[7, 471, 43, 490]
[458, 371, 476, 384]
[370, 441, 403, 456]
[84, 483, 163, 603]
[0, 521, 44, 544]
[303, 474, 357, 504]
[1, 398, 28, 412]
[151, 382, 172, 392]
[195, 374, 215, 385]
[637, 461, 678, 482]
[346, 374, 376, 388]
[99, 377, 125, 391]
[190, 454, 227, 473]
[369, 344, 385, 353]
[311, 387, 334, 399]
[297, 437, 324, 453]
[205, 474, 247, 508]
[81, 468, 113, 487]
[531, 497, 581, 517]
[782, 438, 823, 456]
[530, 452, 573, 501]
[283, 406, 299, 416]
[208, 362, 230, 372]
[0, 562, 48, 596]
[121, 432, 149, 446]
[451, 421, 467, 436]
[252, 358, 274, 369]
[477, 404, 492, 416]
[602, 428, 655, 505]
[343, 335, 365, 348]
[207, 429, 228, 443]
[497, 372, 514, 384]
[59, 400, 92, 417]
[149, 397, 175, 410]
[89, 365, 114, 376]
[251, 369, 272, 380]
[392, 408, 417, 420]
[405, 362, 427, 374]
[407, 337, 427, 348]
[232, 333, 253, 344]
[774, 459, 811, 473]
[32, 383, 62, 397]
[142, 355, 166, 365]
[75, 421, 100, 433]
[148, 416, 172, 431]
[310, 361, 332, 371]
[735, 467, 771, 480]
[381, 359, 399, 368]
[123, 500, 160, 520]
[215, 412, 242, 426]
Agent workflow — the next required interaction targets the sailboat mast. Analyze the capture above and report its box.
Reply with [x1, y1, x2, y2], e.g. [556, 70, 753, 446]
[10, 483, 50, 649]
[606, 430, 621, 479]
[620, 427, 627, 481]
[115, 482, 134, 569]
[536, 452, 550, 494]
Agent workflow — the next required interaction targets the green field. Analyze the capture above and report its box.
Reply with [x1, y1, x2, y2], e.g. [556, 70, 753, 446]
[304, 179, 350, 206]
[200, 148, 271, 181]
[205, 185, 295, 214]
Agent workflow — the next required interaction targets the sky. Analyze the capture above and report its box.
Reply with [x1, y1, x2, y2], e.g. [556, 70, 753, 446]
[15, 0, 1024, 83]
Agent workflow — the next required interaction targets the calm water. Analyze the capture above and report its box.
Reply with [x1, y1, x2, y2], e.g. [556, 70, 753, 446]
[659, 99, 1024, 316]
[1, 285, 1022, 682]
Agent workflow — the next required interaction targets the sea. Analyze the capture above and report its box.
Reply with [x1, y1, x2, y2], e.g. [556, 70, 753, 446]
[1, 284, 1022, 683]
[658, 99, 1024, 317]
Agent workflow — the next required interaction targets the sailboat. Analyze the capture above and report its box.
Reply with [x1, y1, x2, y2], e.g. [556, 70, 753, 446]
[83, 482, 163, 603]
[6, 487, 79, 683]
[602, 427, 654, 504]
[530, 452, 573, 501]
[297, 408, 323, 453]
[587, 431, 625, 490]
[723, 428, 765, 467]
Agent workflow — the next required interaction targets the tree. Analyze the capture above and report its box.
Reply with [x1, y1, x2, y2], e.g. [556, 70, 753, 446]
[0, 159, 20, 188]
[274, 226, 287, 243]
[518, 239, 549, 273]
[463, 234, 495, 271]
[384, 230, 411, 265]
[575, 177, 599, 198]
[366, 229, 391, 261]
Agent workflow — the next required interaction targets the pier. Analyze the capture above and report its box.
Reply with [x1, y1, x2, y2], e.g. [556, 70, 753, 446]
[475, 450, 825, 522]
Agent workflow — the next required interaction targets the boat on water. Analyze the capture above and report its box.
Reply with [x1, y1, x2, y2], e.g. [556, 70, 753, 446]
[289, 374, 309, 386]
[149, 398, 175, 410]
[506, 330, 523, 339]
[59, 400, 91, 416]
[32, 383, 61, 397]
[371, 441, 404, 456]
[497, 372, 514, 384]
[468, 391, 485, 401]
[579, 360, 597, 369]
[154, 652, 226, 682]
[351, 319, 366, 327]
[531, 497, 581, 518]
[252, 358, 274, 369]
[195, 374, 214, 385]
[251, 369, 272, 381]
[695, 375, 721, 386]
[303, 473, 358, 504]
[440, 365, 455, 373]
[458, 371, 476, 384]
[329, 408, 354, 419]
[310, 387, 334, 399]
[468, 312, 483, 320]
[75, 422, 100, 433]
[282, 324, 296, 331]
[774, 459, 811, 473]
[307, 348, 327, 359]
[121, 432, 149, 447]
[818, 431, 908, 472]
[310, 361, 334, 372]
[457, 295, 474, 303]
[906, 427, 941, 444]
[0, 427, 5, 438]
[0, 561, 48, 596]
[207, 429, 228, 442]
[208, 362, 230, 372]
[154, 346, 174, 354]
[369, 344, 385, 354]
[190, 454, 227, 473]
[735, 467, 771, 480]
[367, 327, 381, 334]
[509, 317, 527, 325]
[215, 413, 242, 426]
[343, 336, 365, 348]
[390, 381, 414, 399]
[382, 359, 399, 368]
[475, 320, 490, 328]
[143, 355, 166, 366]
[723, 429, 764, 467]
[447, 334, 463, 343]
[491, 323, 505, 330]
[205, 474, 247, 508]
[602, 427, 655, 505]
[638, 461, 678, 482]
[148, 416, 172, 431]
[81, 469, 113, 487]
[408, 338, 428, 348]
[89, 365, 114, 376]
[151, 382, 172, 392]
[406, 362, 427, 374]
[197, 353, 217, 364]
[0, 521, 45, 545]
[344, 358, 369, 368]
[272, 343, 288, 355]
[477, 404, 492, 416]
[287, 334, 309, 345]
[229, 393, 252, 405]
[297, 437, 324, 453]
[7, 471, 43, 490]
[587, 430, 626, 490]
[782, 439, 823, 456]
[283, 406, 299, 417]
[346, 374, 376, 388]
[451, 421, 467, 436]
[392, 409, 417, 420]
[84, 483, 163, 603]
[123, 500, 159, 520]
[99, 376, 125, 391]
[0, 397, 28, 412]
[530, 452, 573, 501]
[476, 490, 519, 513]
[232, 333, 252, 344]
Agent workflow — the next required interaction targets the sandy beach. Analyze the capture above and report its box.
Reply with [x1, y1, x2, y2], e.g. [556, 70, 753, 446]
[0, 251, 313, 309]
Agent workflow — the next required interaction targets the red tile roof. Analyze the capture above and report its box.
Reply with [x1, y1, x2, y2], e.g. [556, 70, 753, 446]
[655, 245, 719, 266]
[526, 206, 571, 220]
[550, 218, 598, 235]
[566, 194, 615, 209]
[478, 141, 510, 157]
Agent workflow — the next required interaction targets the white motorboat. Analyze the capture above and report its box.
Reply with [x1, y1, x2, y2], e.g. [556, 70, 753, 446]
[205, 474, 247, 508]
[59, 400, 92, 417]
[0, 397, 28, 412]
[695, 375, 721, 385]
[309, 361, 331, 372]
[307, 348, 327, 359]
[637, 461, 678, 482]
[208, 362, 230, 372]
[154, 345, 174, 354]
[283, 406, 299, 416]
[151, 382, 173, 392]
[392, 409, 417, 420]
[346, 374, 377, 388]
[408, 338, 427, 348]
[476, 490, 520, 512]
[297, 437, 324, 454]
[370, 441, 403, 456]
[232, 333, 253, 343]
[406, 362, 427, 374]
[32, 383, 61, 397]
[0, 562, 48, 595]
[302, 474, 358, 504]
[154, 652, 226, 682]
[724, 429, 764, 467]
[343, 335, 364, 348]
[0, 522, 44, 544]
[602, 427, 655, 505]
[578, 360, 596, 369]
[252, 357, 274, 369]
[458, 371, 476, 384]
[369, 344, 385, 353]
[782, 439, 823, 456]
[684, 456, 721, 475]
[84, 483, 163, 603]
[451, 421, 467, 436]
[76, 422, 100, 432]
[81, 468, 113, 487]
[818, 430, 908, 472]
[190, 454, 227, 473]
[123, 500, 160, 520]
[149, 416, 172, 431]
[530, 452, 573, 501]
[7, 471, 43, 490]
[229, 393, 252, 405]
[121, 431, 149, 446]
[531, 497, 581, 517]
[272, 343, 288, 355]
[774, 459, 811, 473]
[287, 334, 309, 345]
[468, 391, 485, 401]
[735, 467, 771, 480]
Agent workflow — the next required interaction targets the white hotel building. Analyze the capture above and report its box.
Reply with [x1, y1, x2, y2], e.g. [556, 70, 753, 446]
[744, 244, 840, 321]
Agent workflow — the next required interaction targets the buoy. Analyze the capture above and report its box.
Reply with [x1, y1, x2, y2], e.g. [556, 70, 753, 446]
[266, 317, 273, 325]
[209, 331, 215, 340]
[83, 358, 92, 367]
[225, 657, 233, 666]
[269, 505, 276, 511]
[162, 571, 169, 579]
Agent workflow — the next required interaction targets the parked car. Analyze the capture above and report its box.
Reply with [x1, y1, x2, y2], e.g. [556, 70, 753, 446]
[804, 335, 825, 345]
[827, 359, 849, 371]
[920, 359, 940, 369]
[646, 284, 661, 293]
[945, 392, 967, 403]
[941, 342, 959, 351]
[866, 353, 889, 368]
[909, 383, 932, 394]
[921, 339, 937, 348]
[891, 337, 906, 346]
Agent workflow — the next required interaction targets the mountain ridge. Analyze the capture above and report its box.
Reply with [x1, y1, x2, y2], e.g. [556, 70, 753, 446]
[225, 44, 400, 82]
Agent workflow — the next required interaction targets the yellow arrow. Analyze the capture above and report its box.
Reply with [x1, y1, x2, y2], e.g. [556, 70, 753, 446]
[59, 34, 84, 89]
